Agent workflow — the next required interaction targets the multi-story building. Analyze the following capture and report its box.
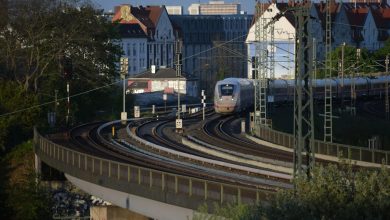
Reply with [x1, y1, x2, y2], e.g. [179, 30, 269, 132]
[170, 14, 252, 94]
[188, 1, 242, 15]
[112, 4, 176, 76]
[247, 1, 390, 79]
[166, 6, 183, 15]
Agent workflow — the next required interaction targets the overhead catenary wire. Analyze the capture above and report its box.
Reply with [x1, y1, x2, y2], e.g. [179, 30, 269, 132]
[0, 31, 255, 118]
[2, 20, 387, 118]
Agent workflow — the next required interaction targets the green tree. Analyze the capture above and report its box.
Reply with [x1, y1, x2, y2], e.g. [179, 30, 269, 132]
[0, 0, 122, 132]
[318, 45, 376, 78]
[196, 165, 390, 220]
[2, 141, 52, 220]
[0, 81, 40, 151]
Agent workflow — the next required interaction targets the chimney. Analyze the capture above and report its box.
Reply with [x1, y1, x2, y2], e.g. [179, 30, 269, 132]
[151, 65, 156, 74]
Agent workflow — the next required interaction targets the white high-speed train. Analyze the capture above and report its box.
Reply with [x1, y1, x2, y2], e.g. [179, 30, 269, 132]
[214, 78, 254, 114]
[214, 76, 390, 114]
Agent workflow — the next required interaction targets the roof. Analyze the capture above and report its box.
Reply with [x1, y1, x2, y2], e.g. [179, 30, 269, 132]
[344, 5, 369, 27]
[112, 5, 165, 38]
[134, 68, 187, 79]
[370, 6, 390, 41]
[275, 3, 295, 27]
[342, 4, 370, 42]
[315, 2, 340, 30]
[251, 2, 313, 29]
[250, 3, 271, 27]
[117, 24, 147, 38]
[129, 81, 148, 89]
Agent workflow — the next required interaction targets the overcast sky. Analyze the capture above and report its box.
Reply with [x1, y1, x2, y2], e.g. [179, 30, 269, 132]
[92, 0, 256, 14]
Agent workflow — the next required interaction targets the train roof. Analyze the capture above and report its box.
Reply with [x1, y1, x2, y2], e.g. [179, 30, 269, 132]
[216, 78, 254, 86]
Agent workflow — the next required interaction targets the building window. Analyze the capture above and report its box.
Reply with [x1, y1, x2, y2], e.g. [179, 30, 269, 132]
[133, 58, 136, 71]
[127, 43, 131, 56]
[133, 43, 136, 56]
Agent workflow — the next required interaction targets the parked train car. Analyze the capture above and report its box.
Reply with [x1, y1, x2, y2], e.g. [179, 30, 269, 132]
[214, 76, 390, 114]
[214, 78, 254, 114]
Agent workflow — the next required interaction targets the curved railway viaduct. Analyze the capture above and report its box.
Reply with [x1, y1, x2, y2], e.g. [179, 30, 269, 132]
[34, 116, 390, 219]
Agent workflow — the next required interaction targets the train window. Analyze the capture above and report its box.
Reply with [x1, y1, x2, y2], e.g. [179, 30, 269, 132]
[220, 84, 235, 96]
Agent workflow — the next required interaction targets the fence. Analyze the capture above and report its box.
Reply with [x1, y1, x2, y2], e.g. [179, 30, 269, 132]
[254, 126, 389, 165]
[34, 129, 271, 211]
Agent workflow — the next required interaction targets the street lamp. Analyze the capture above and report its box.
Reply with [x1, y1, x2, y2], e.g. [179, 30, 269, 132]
[120, 57, 129, 125]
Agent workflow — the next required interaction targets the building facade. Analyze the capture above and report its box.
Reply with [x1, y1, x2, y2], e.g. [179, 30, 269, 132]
[166, 6, 183, 15]
[112, 5, 176, 76]
[188, 1, 241, 15]
[127, 67, 197, 97]
[170, 14, 252, 95]
[247, 2, 390, 79]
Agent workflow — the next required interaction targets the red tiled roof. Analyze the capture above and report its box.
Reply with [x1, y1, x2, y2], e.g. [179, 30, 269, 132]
[370, 7, 390, 41]
[251, 3, 271, 27]
[112, 5, 165, 38]
[275, 3, 295, 27]
[345, 7, 369, 27]
[315, 2, 340, 30]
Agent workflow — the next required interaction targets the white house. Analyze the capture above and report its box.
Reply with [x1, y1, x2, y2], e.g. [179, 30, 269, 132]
[112, 5, 176, 76]
[246, 3, 296, 79]
[118, 24, 148, 75]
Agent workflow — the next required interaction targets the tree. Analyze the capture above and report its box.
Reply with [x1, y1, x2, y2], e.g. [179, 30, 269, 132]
[1, 141, 52, 220]
[0, 0, 121, 93]
[317, 45, 375, 78]
[0, 0, 122, 131]
[195, 164, 390, 220]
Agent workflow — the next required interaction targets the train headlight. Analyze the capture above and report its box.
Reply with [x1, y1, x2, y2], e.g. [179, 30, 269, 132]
[231, 98, 234, 101]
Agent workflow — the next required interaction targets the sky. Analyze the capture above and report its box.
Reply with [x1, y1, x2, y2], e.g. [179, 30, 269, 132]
[92, 0, 256, 14]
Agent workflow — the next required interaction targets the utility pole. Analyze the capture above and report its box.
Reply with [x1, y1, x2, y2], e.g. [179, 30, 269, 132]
[293, 0, 315, 178]
[324, 0, 333, 143]
[120, 57, 129, 125]
[175, 39, 183, 133]
[351, 49, 360, 116]
[385, 55, 389, 120]
[268, 17, 275, 122]
[254, 0, 269, 127]
[63, 57, 73, 126]
[313, 38, 317, 88]
[340, 42, 345, 110]
[54, 90, 58, 114]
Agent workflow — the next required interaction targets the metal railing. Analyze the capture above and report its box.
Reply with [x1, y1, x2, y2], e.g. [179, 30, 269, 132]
[254, 126, 389, 165]
[34, 129, 271, 211]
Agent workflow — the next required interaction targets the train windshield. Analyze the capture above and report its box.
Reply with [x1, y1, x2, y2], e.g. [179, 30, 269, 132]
[220, 84, 235, 96]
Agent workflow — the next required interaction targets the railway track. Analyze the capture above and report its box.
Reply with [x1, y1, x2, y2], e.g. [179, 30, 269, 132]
[193, 114, 294, 164]
[64, 118, 291, 190]
[125, 117, 292, 189]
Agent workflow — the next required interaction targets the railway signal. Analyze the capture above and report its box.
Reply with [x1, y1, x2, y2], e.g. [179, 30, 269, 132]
[163, 93, 167, 112]
[134, 106, 140, 118]
[120, 57, 129, 125]
[182, 104, 186, 113]
[176, 39, 183, 133]
[62, 57, 73, 126]
[201, 90, 206, 120]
